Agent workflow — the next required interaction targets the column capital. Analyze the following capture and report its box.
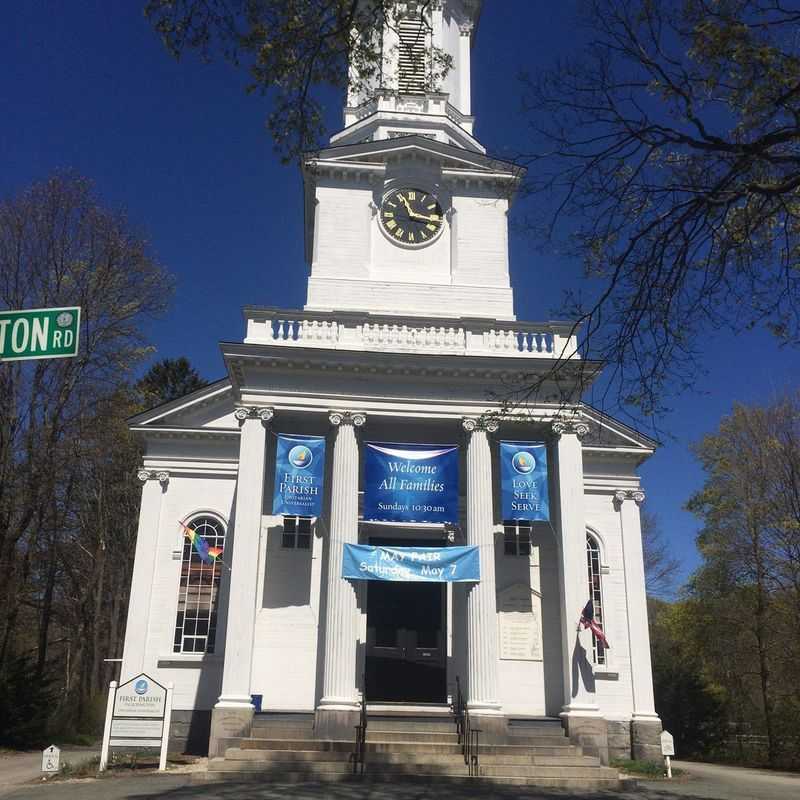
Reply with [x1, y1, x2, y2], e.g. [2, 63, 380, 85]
[234, 406, 274, 423]
[137, 469, 169, 485]
[462, 416, 499, 434]
[328, 411, 367, 427]
[551, 417, 590, 439]
[614, 488, 646, 506]
[458, 20, 474, 36]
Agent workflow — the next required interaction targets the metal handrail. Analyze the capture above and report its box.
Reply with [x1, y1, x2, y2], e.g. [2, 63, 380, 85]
[452, 675, 480, 777]
[351, 680, 368, 776]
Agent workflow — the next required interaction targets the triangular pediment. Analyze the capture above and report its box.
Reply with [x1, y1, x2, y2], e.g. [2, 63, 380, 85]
[579, 404, 659, 453]
[307, 136, 521, 179]
[128, 378, 237, 432]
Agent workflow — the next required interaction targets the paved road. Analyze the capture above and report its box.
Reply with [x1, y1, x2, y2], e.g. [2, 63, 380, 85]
[637, 760, 800, 800]
[0, 760, 797, 800]
[0, 749, 99, 798]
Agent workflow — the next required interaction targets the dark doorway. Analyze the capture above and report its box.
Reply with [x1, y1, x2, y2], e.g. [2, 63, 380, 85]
[365, 540, 447, 703]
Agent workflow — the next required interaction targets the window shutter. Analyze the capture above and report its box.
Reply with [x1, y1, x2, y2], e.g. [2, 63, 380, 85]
[397, 16, 429, 94]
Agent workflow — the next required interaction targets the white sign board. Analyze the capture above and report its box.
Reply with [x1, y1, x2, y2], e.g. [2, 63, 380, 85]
[113, 675, 166, 718]
[41, 745, 60, 773]
[101, 673, 173, 772]
[660, 730, 675, 756]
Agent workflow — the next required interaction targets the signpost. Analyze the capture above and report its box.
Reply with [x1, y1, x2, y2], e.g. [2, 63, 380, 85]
[0, 307, 80, 361]
[100, 674, 173, 772]
[660, 730, 675, 778]
[41, 745, 60, 773]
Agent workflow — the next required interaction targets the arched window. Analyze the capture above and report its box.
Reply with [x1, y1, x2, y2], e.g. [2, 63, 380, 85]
[174, 515, 226, 654]
[586, 532, 606, 665]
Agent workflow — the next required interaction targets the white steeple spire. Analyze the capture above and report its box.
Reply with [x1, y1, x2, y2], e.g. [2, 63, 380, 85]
[331, 0, 484, 152]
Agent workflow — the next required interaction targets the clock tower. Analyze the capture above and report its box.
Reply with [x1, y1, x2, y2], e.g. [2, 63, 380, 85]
[303, 0, 519, 320]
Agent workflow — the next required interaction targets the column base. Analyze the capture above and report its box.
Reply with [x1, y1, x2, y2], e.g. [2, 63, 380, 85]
[561, 714, 609, 765]
[467, 707, 507, 741]
[606, 718, 633, 761]
[208, 705, 254, 758]
[314, 706, 360, 741]
[631, 717, 663, 762]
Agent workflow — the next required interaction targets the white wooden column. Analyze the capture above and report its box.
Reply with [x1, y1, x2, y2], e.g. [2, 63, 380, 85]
[215, 406, 272, 708]
[458, 22, 473, 115]
[318, 410, 366, 710]
[552, 418, 599, 716]
[615, 489, 659, 721]
[120, 469, 169, 678]
[462, 417, 500, 713]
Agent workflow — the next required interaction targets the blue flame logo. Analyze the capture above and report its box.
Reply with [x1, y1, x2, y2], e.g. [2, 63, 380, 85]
[512, 451, 535, 474]
[288, 445, 313, 469]
[134, 679, 148, 695]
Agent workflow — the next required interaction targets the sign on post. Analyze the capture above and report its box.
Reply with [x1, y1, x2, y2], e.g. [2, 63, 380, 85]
[41, 745, 60, 773]
[100, 674, 173, 772]
[661, 730, 675, 778]
[0, 307, 80, 361]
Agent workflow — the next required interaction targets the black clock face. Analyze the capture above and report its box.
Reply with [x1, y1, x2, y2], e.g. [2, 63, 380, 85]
[380, 188, 444, 246]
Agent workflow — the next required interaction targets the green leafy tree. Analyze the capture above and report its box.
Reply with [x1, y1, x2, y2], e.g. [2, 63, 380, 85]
[136, 356, 208, 406]
[145, 0, 452, 162]
[686, 395, 800, 766]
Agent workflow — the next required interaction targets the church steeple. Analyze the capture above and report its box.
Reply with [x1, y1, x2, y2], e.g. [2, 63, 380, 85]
[330, 0, 484, 153]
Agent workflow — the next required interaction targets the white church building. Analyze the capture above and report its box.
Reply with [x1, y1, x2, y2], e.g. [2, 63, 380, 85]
[122, 0, 662, 772]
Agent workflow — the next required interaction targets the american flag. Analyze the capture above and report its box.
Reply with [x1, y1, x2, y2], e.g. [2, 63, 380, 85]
[579, 600, 610, 649]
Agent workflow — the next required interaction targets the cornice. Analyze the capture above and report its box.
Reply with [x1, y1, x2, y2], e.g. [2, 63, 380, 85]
[130, 425, 240, 441]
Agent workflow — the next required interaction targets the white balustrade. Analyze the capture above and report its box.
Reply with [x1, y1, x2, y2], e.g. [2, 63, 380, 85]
[244, 310, 578, 360]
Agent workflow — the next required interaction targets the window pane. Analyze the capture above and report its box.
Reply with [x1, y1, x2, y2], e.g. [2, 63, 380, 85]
[174, 516, 225, 654]
[297, 534, 311, 550]
[282, 532, 295, 549]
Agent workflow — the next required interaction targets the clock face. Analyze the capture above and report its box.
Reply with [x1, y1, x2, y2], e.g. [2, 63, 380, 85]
[380, 188, 444, 247]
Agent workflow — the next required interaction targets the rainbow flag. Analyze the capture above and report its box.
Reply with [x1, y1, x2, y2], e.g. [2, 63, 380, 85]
[179, 521, 223, 565]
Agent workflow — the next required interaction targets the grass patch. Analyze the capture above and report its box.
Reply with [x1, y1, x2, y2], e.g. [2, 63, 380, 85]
[611, 758, 684, 778]
[52, 751, 196, 781]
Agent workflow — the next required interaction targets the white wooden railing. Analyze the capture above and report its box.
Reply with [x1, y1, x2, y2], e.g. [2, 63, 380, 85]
[244, 308, 579, 360]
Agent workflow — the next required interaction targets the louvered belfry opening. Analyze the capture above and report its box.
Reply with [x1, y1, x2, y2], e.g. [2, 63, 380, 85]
[397, 13, 429, 94]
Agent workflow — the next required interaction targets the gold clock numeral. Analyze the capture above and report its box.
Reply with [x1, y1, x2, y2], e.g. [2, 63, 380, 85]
[408, 232, 415, 242]
[386, 220, 397, 230]
[427, 203, 436, 210]
[408, 191, 416, 200]
[388, 201, 397, 208]
[420, 230, 428, 239]
[426, 223, 436, 231]
[395, 228, 404, 237]
[383, 211, 394, 218]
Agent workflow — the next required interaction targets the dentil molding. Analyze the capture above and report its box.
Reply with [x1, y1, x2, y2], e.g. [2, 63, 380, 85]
[329, 411, 367, 427]
[137, 469, 169, 484]
[234, 406, 275, 423]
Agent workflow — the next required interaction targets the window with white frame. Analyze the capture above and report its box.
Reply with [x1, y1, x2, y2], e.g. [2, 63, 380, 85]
[503, 521, 533, 556]
[586, 532, 606, 665]
[174, 515, 225, 654]
[281, 515, 312, 550]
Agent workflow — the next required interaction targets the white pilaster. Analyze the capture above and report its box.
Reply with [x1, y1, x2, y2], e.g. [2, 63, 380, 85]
[216, 406, 273, 709]
[121, 470, 169, 679]
[552, 418, 599, 716]
[318, 411, 366, 710]
[615, 489, 659, 722]
[458, 22, 472, 116]
[462, 417, 500, 713]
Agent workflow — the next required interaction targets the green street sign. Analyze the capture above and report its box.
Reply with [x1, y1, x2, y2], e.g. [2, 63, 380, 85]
[0, 307, 81, 361]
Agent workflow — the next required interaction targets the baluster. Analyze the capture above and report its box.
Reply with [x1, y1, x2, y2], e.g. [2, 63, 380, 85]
[295, 319, 304, 342]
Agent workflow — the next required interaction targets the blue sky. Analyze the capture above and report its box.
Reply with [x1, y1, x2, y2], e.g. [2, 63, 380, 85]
[3, 1, 798, 590]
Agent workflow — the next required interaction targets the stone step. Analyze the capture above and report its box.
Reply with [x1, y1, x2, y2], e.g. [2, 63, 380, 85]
[202, 766, 620, 790]
[248, 726, 316, 740]
[479, 764, 619, 779]
[224, 748, 353, 762]
[364, 718, 456, 733]
[238, 737, 583, 757]
[365, 730, 459, 743]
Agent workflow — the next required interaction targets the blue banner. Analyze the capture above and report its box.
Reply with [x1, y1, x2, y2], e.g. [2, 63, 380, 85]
[342, 544, 479, 582]
[500, 441, 549, 521]
[272, 434, 326, 517]
[363, 442, 459, 523]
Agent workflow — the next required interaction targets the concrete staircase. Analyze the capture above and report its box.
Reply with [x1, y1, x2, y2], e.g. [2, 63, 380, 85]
[204, 711, 621, 789]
